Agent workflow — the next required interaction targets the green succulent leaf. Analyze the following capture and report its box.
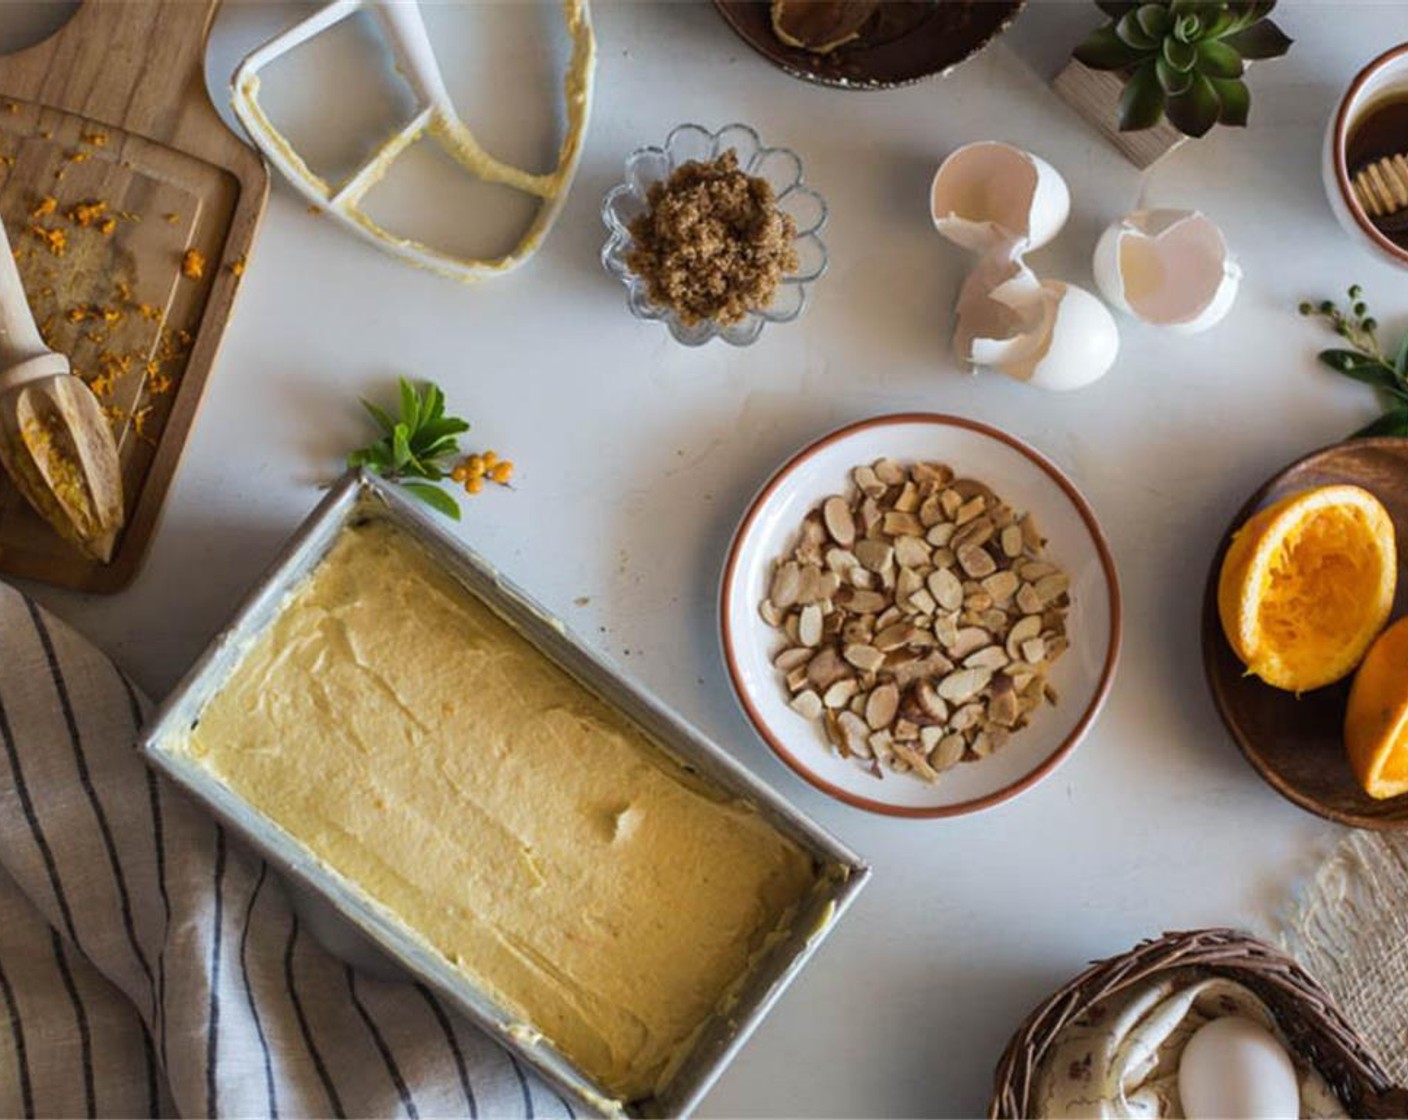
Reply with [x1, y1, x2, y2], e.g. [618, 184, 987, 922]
[1353, 407, 1408, 440]
[1116, 9, 1160, 49]
[1174, 13, 1201, 42]
[1222, 18, 1293, 60]
[1135, 3, 1172, 39]
[1163, 35, 1197, 72]
[1165, 70, 1221, 136]
[400, 482, 462, 521]
[1074, 25, 1147, 70]
[1196, 39, 1245, 78]
[1118, 60, 1167, 131]
[1395, 330, 1408, 377]
[1209, 76, 1250, 126]
[1157, 55, 1195, 95]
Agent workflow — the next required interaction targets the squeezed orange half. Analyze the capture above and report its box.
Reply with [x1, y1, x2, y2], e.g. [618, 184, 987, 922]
[1218, 485, 1396, 693]
[1346, 616, 1408, 799]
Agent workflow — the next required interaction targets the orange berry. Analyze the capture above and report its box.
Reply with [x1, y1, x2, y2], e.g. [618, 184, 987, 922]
[450, 465, 468, 482]
[466, 476, 484, 495]
[483, 450, 499, 469]
[491, 462, 513, 484]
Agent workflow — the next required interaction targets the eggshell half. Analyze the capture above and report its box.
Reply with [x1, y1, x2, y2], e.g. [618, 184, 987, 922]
[931, 141, 1071, 254]
[1093, 209, 1241, 333]
[971, 279, 1119, 392]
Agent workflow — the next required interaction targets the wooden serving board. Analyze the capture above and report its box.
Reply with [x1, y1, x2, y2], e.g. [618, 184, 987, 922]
[0, 0, 268, 592]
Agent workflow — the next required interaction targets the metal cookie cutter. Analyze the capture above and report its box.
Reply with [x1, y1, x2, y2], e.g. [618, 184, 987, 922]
[231, 0, 595, 282]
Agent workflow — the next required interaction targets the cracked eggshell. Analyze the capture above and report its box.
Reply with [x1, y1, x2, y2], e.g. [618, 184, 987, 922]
[974, 280, 1119, 392]
[1093, 209, 1241, 334]
[930, 141, 1071, 254]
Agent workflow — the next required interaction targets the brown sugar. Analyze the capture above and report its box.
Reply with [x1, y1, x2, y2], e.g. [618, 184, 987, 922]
[626, 150, 798, 327]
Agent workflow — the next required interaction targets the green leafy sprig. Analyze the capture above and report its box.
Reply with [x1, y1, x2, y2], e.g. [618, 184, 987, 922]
[347, 378, 470, 520]
[1073, 1, 1294, 138]
[1300, 287, 1408, 439]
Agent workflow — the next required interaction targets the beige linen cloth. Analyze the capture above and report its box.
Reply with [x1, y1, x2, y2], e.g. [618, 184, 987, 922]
[1279, 831, 1408, 1085]
[0, 580, 575, 1118]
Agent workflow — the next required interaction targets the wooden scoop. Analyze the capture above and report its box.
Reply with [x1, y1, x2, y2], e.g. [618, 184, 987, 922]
[0, 214, 124, 562]
[1352, 152, 1408, 232]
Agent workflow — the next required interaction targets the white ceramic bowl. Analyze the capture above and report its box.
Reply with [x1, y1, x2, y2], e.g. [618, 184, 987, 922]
[1322, 44, 1408, 270]
[720, 414, 1121, 818]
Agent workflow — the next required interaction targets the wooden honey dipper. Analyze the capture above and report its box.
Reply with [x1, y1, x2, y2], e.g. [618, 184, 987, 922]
[0, 214, 125, 563]
[1352, 151, 1408, 229]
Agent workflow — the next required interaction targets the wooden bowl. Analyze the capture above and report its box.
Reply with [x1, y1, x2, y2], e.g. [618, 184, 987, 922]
[712, 0, 1025, 91]
[1202, 438, 1408, 830]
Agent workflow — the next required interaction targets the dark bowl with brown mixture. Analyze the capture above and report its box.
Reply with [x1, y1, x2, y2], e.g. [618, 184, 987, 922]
[602, 124, 828, 347]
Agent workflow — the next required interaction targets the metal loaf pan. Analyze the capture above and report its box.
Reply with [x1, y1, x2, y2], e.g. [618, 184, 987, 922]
[139, 469, 870, 1118]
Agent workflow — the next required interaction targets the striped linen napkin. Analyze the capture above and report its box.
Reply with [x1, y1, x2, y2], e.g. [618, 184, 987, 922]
[0, 580, 575, 1119]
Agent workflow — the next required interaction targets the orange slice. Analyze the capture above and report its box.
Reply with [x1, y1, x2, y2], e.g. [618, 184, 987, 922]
[1217, 484, 1396, 693]
[1346, 616, 1408, 799]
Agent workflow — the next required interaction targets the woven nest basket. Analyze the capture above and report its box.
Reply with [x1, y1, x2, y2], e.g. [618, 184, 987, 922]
[990, 928, 1407, 1119]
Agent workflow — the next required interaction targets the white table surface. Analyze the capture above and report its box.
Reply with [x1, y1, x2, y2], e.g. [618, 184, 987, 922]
[9, 1, 1408, 1115]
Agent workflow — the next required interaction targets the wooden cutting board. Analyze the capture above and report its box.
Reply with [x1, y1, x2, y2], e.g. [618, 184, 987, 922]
[0, 0, 268, 592]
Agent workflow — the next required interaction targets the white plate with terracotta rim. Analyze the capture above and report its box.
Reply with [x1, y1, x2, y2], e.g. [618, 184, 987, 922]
[720, 414, 1122, 818]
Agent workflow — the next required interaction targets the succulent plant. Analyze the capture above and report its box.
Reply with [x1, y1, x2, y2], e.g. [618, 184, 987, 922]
[1073, 1, 1293, 138]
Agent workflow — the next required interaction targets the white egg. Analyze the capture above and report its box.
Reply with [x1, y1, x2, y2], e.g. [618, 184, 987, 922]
[931, 141, 1071, 253]
[1178, 1016, 1300, 1120]
[1092, 209, 1241, 334]
[970, 278, 1119, 392]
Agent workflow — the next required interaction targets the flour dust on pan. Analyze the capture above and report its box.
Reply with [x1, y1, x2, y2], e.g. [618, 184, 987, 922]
[231, 0, 595, 282]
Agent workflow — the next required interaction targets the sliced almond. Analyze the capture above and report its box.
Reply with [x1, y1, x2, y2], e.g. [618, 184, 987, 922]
[770, 561, 801, 608]
[953, 516, 994, 549]
[929, 733, 966, 771]
[843, 643, 885, 673]
[908, 588, 937, 616]
[892, 742, 939, 782]
[1035, 573, 1070, 604]
[773, 646, 813, 671]
[838, 710, 872, 757]
[799, 604, 823, 647]
[853, 465, 886, 500]
[1021, 636, 1047, 664]
[954, 496, 986, 526]
[790, 690, 823, 720]
[926, 522, 956, 547]
[937, 667, 991, 704]
[865, 683, 899, 730]
[1005, 615, 1042, 660]
[1016, 583, 1043, 615]
[1000, 524, 1024, 558]
[982, 570, 1019, 604]
[919, 494, 945, 528]
[947, 627, 991, 659]
[838, 587, 887, 614]
[874, 623, 918, 651]
[825, 547, 859, 575]
[883, 510, 924, 537]
[957, 543, 997, 579]
[855, 539, 894, 573]
[823, 496, 856, 547]
[965, 646, 1010, 671]
[892, 481, 920, 513]
[893, 718, 920, 742]
[760, 599, 783, 627]
[914, 680, 949, 722]
[894, 535, 930, 568]
[928, 568, 964, 612]
[1020, 512, 1043, 551]
[824, 678, 859, 709]
[1019, 560, 1057, 582]
[806, 647, 850, 689]
[950, 701, 984, 732]
[873, 458, 905, 485]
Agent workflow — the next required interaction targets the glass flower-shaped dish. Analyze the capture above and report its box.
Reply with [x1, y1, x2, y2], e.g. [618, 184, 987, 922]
[601, 123, 828, 347]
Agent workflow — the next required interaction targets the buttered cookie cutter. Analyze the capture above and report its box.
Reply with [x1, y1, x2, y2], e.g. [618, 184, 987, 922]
[231, 0, 595, 282]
